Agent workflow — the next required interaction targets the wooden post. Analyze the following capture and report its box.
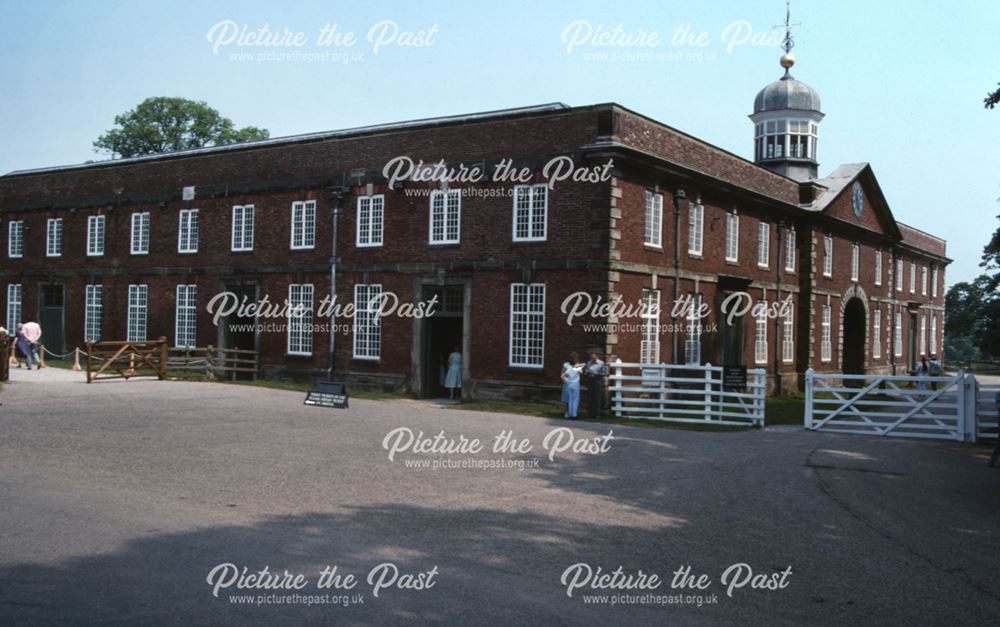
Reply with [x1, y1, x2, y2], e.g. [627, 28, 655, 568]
[158, 337, 167, 379]
[86, 342, 93, 384]
[38, 344, 46, 368]
[72, 347, 82, 371]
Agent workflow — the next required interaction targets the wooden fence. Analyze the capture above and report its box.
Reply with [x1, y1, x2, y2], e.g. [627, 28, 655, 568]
[86, 338, 168, 383]
[167, 345, 259, 380]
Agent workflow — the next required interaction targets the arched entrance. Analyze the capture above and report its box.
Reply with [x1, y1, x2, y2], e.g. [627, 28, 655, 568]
[841, 298, 866, 375]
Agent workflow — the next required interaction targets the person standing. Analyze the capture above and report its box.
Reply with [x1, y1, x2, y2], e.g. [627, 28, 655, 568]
[21, 320, 42, 369]
[583, 350, 606, 420]
[928, 354, 942, 390]
[444, 344, 462, 400]
[561, 353, 583, 419]
[915, 357, 929, 392]
[14, 324, 30, 369]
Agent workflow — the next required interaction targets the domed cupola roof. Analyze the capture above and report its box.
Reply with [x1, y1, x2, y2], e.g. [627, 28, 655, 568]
[753, 72, 821, 114]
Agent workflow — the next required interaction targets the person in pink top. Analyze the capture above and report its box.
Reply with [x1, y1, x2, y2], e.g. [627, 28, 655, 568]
[20, 320, 42, 369]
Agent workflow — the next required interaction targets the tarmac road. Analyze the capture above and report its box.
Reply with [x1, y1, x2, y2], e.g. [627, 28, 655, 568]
[1, 367, 998, 625]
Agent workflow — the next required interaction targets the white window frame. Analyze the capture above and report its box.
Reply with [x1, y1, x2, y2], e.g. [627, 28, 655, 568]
[872, 309, 882, 359]
[782, 303, 794, 363]
[725, 212, 739, 262]
[509, 283, 545, 368]
[429, 190, 461, 245]
[784, 227, 795, 272]
[823, 235, 833, 278]
[6, 283, 22, 331]
[757, 222, 770, 268]
[127, 284, 148, 343]
[175, 284, 197, 348]
[821, 305, 832, 363]
[178, 209, 199, 253]
[930, 314, 937, 356]
[892, 311, 903, 357]
[46, 218, 62, 257]
[921, 265, 928, 296]
[931, 266, 939, 298]
[684, 293, 703, 365]
[84, 285, 102, 343]
[640, 289, 661, 364]
[356, 195, 385, 248]
[687, 203, 703, 255]
[512, 184, 548, 242]
[7, 220, 23, 258]
[874, 250, 883, 286]
[754, 302, 768, 364]
[130, 212, 150, 255]
[291, 200, 317, 250]
[919, 314, 926, 356]
[644, 190, 663, 248]
[287, 283, 315, 356]
[850, 243, 860, 282]
[87, 215, 105, 257]
[909, 260, 916, 294]
[896, 257, 903, 292]
[231, 204, 255, 252]
[754, 118, 818, 161]
[353, 283, 382, 360]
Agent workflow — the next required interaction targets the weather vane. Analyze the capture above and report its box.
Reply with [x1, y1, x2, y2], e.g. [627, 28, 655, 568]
[782, 0, 795, 54]
[775, 0, 800, 74]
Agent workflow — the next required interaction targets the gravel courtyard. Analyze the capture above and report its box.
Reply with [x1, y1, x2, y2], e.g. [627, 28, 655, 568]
[1, 367, 998, 626]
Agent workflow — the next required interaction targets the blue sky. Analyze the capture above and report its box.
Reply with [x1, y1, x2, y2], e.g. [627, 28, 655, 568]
[1, 0, 997, 286]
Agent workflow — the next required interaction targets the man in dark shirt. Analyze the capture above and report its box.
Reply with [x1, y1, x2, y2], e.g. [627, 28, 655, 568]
[584, 351, 606, 420]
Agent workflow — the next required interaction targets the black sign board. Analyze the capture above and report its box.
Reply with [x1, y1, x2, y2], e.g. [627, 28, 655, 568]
[304, 381, 349, 409]
[722, 366, 747, 390]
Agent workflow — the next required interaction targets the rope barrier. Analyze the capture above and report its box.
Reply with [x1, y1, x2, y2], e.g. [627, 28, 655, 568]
[41, 346, 77, 360]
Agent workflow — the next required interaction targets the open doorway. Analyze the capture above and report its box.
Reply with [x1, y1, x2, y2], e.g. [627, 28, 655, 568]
[39, 284, 65, 356]
[842, 298, 866, 376]
[420, 285, 465, 398]
[218, 281, 258, 379]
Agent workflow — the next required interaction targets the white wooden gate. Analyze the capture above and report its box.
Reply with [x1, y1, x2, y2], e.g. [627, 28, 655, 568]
[804, 368, 975, 441]
[609, 361, 766, 426]
[975, 381, 999, 441]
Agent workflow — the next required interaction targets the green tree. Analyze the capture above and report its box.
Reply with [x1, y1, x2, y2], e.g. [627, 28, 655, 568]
[94, 97, 269, 158]
[985, 83, 1000, 109]
[945, 214, 1000, 361]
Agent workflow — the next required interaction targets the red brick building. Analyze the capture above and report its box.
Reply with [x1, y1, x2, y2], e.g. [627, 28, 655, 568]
[0, 57, 948, 398]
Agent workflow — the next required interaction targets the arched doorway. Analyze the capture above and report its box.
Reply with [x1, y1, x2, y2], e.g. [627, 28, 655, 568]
[841, 298, 866, 375]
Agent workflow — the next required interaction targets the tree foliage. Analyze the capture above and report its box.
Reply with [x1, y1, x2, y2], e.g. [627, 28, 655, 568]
[945, 214, 1000, 361]
[985, 83, 1000, 109]
[94, 97, 269, 158]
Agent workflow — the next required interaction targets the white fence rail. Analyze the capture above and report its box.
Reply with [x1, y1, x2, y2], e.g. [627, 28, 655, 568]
[804, 369, 978, 441]
[976, 382, 999, 441]
[609, 361, 766, 426]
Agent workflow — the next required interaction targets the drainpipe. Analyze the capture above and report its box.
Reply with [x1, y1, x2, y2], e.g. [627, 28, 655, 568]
[327, 193, 343, 381]
[890, 252, 897, 376]
[672, 189, 685, 364]
[774, 221, 784, 395]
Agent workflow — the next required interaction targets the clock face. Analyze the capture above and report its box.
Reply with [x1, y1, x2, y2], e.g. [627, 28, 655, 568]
[852, 182, 864, 218]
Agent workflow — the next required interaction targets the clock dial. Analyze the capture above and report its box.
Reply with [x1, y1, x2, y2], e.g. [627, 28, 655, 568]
[852, 182, 864, 219]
